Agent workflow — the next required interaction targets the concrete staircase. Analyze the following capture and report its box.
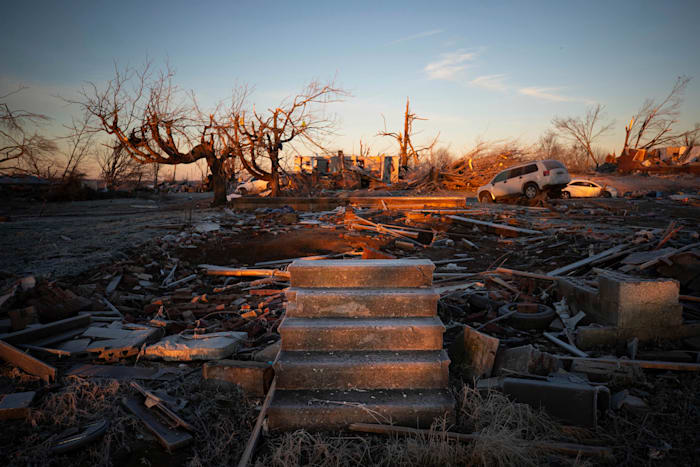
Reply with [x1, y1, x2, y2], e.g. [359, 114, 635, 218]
[268, 259, 454, 430]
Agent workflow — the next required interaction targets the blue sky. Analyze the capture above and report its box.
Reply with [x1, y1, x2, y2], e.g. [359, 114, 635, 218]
[2, 0, 699, 175]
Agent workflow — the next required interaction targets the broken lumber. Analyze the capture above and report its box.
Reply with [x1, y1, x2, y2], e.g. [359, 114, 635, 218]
[494, 267, 557, 281]
[348, 423, 613, 459]
[447, 215, 541, 237]
[122, 397, 192, 451]
[203, 266, 290, 280]
[0, 314, 90, 345]
[548, 244, 628, 276]
[559, 356, 700, 372]
[0, 340, 57, 382]
[237, 378, 276, 467]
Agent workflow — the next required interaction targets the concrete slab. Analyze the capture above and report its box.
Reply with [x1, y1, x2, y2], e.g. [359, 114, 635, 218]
[144, 332, 247, 361]
[288, 288, 439, 318]
[202, 360, 273, 397]
[288, 259, 434, 288]
[449, 325, 499, 380]
[275, 350, 449, 390]
[268, 388, 454, 431]
[279, 317, 445, 351]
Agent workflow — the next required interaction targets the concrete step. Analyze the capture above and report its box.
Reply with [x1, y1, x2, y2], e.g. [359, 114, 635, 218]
[286, 288, 439, 318]
[288, 259, 434, 288]
[268, 388, 454, 431]
[279, 317, 445, 351]
[275, 350, 450, 390]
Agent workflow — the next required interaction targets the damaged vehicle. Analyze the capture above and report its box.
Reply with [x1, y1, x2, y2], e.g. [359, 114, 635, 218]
[477, 160, 571, 203]
[562, 178, 618, 198]
[235, 178, 270, 196]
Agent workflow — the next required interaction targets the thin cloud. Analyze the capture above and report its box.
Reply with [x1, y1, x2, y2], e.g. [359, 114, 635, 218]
[470, 74, 508, 91]
[518, 86, 594, 104]
[424, 50, 476, 80]
[389, 29, 443, 45]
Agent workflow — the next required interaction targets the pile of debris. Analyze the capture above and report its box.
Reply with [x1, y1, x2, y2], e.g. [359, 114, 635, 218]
[1, 194, 700, 465]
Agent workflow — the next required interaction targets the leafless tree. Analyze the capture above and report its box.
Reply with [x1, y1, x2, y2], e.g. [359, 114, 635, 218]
[97, 141, 144, 189]
[552, 104, 614, 168]
[220, 80, 348, 196]
[0, 87, 57, 176]
[624, 76, 698, 150]
[378, 97, 438, 175]
[73, 62, 236, 205]
[536, 130, 563, 159]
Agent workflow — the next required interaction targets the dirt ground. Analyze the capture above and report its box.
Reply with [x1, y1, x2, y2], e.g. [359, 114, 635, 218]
[0, 193, 214, 278]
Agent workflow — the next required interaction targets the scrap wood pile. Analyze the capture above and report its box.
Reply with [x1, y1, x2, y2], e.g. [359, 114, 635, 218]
[399, 149, 528, 193]
[1, 194, 700, 465]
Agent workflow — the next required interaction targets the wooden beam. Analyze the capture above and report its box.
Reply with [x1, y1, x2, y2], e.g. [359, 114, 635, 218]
[348, 423, 613, 459]
[237, 378, 276, 467]
[0, 340, 57, 383]
[447, 215, 541, 237]
[548, 244, 628, 276]
[0, 314, 90, 345]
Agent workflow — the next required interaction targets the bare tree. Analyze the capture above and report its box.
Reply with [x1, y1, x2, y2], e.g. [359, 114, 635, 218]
[220, 80, 348, 196]
[73, 62, 236, 205]
[97, 141, 144, 189]
[1, 87, 57, 176]
[536, 129, 562, 159]
[378, 97, 438, 175]
[624, 76, 697, 150]
[552, 104, 614, 168]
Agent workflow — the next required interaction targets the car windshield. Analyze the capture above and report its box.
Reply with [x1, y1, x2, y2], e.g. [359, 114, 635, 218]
[544, 160, 565, 170]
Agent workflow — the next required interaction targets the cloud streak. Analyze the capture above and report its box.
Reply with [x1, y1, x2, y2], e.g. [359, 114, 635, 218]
[518, 87, 593, 104]
[424, 50, 476, 80]
[470, 74, 508, 91]
[389, 29, 443, 45]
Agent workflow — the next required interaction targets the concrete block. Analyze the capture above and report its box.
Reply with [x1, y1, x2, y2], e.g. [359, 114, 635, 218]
[202, 360, 273, 397]
[493, 344, 560, 376]
[556, 278, 599, 317]
[268, 388, 454, 431]
[252, 340, 280, 363]
[144, 331, 247, 361]
[279, 317, 444, 351]
[598, 272, 682, 329]
[0, 391, 36, 420]
[288, 288, 439, 318]
[501, 376, 610, 427]
[275, 350, 449, 390]
[449, 325, 499, 380]
[288, 259, 434, 288]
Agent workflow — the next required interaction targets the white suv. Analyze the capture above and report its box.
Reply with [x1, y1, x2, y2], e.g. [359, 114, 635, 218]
[477, 160, 571, 202]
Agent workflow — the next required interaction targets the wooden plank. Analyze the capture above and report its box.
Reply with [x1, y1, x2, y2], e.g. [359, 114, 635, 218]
[0, 340, 57, 383]
[122, 397, 192, 451]
[559, 356, 700, 371]
[237, 378, 276, 467]
[548, 244, 628, 276]
[0, 314, 91, 345]
[203, 267, 290, 280]
[494, 267, 557, 281]
[447, 215, 541, 237]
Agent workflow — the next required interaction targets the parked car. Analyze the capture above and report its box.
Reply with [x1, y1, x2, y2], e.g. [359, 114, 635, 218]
[477, 160, 571, 203]
[235, 178, 269, 195]
[562, 179, 617, 198]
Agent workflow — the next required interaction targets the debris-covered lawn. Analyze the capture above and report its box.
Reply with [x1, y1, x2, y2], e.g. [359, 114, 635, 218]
[2, 192, 700, 466]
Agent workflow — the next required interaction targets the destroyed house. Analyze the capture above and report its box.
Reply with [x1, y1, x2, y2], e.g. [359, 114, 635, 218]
[294, 153, 400, 183]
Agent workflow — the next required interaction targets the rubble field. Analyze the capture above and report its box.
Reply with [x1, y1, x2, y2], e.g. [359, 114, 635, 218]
[1, 189, 700, 466]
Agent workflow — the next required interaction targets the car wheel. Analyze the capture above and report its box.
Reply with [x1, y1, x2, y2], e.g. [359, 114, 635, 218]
[498, 302, 556, 330]
[479, 192, 493, 203]
[524, 183, 539, 199]
[602, 191, 612, 198]
[561, 190, 571, 199]
[238, 188, 248, 196]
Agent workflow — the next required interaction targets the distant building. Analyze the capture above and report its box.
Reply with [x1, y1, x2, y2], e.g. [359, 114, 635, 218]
[294, 152, 400, 183]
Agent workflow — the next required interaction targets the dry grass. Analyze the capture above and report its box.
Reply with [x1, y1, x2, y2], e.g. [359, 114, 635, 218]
[255, 385, 585, 467]
[0, 372, 257, 467]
